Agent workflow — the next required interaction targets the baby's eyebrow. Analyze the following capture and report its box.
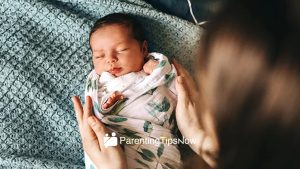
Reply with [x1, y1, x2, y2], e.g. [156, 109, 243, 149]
[92, 49, 104, 53]
[115, 41, 125, 45]
[115, 40, 130, 46]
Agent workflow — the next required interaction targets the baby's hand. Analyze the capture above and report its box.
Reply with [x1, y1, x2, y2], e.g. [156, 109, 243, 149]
[143, 59, 158, 74]
[102, 91, 124, 109]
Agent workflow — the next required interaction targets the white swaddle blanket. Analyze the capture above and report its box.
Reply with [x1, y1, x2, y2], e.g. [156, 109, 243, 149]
[85, 53, 182, 169]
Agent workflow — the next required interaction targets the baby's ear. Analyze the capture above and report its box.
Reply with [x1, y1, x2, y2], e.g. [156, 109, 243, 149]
[142, 40, 148, 57]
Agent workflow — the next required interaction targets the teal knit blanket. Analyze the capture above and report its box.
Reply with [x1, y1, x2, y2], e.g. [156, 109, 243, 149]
[0, 0, 202, 168]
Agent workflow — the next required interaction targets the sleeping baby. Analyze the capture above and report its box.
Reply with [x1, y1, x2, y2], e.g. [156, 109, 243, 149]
[85, 13, 182, 169]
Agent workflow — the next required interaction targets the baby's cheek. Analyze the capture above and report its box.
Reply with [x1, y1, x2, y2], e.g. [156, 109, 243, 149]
[94, 64, 105, 74]
[93, 60, 105, 74]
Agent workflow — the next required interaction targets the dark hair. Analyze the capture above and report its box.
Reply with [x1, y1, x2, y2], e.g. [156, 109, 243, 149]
[197, 0, 300, 169]
[89, 13, 146, 45]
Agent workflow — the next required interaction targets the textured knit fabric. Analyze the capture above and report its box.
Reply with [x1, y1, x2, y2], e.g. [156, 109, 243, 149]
[0, 0, 202, 168]
[85, 53, 180, 169]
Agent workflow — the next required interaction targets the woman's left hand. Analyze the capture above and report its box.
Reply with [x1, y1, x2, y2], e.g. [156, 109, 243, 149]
[173, 60, 218, 168]
[72, 96, 127, 169]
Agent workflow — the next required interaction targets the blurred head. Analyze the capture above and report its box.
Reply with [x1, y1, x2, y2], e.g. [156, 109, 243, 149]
[196, 0, 300, 168]
[89, 13, 148, 76]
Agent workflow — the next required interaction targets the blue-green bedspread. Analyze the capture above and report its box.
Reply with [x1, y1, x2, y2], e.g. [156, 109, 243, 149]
[0, 0, 202, 168]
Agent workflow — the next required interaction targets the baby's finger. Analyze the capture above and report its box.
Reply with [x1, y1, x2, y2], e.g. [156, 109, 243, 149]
[111, 92, 123, 102]
[118, 95, 124, 100]
[111, 92, 122, 99]
[106, 97, 113, 105]
[102, 103, 108, 109]
[111, 92, 116, 98]
[113, 91, 123, 98]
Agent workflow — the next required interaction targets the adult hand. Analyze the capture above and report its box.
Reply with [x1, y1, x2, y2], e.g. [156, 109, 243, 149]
[72, 96, 127, 169]
[173, 60, 218, 168]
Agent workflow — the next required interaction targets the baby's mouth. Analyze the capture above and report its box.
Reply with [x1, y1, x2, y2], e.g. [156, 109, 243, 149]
[109, 67, 122, 75]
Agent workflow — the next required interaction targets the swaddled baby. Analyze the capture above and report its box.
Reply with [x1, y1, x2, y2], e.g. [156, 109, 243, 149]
[85, 13, 182, 169]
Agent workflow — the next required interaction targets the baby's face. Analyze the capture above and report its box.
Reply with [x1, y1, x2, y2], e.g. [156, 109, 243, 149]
[90, 24, 147, 76]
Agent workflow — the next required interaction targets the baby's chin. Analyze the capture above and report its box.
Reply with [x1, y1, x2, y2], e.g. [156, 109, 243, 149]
[98, 67, 144, 77]
[113, 71, 130, 77]
[113, 69, 143, 77]
[99, 68, 122, 77]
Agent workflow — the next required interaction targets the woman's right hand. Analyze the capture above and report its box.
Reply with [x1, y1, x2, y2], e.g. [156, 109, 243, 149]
[173, 60, 218, 168]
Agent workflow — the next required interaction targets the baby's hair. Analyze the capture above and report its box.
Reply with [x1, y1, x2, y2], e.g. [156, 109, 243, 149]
[89, 13, 146, 45]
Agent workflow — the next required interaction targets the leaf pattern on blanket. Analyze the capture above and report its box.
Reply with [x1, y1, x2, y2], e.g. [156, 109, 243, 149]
[157, 143, 164, 157]
[110, 98, 128, 115]
[86, 78, 97, 92]
[168, 111, 176, 125]
[164, 73, 176, 87]
[108, 117, 128, 123]
[143, 121, 153, 133]
[135, 158, 150, 169]
[163, 162, 176, 169]
[121, 128, 142, 139]
[156, 60, 166, 68]
[146, 97, 170, 120]
[93, 101, 101, 113]
[138, 148, 156, 162]
[163, 114, 170, 126]
[142, 87, 157, 96]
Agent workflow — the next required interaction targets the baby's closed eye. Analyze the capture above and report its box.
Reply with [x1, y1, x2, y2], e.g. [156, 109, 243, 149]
[117, 48, 129, 53]
[94, 55, 105, 59]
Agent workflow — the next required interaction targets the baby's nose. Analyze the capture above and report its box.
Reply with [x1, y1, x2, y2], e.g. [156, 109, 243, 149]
[106, 54, 117, 64]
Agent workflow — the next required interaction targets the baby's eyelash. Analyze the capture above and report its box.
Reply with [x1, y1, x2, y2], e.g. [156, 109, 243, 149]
[118, 48, 129, 52]
[94, 55, 104, 59]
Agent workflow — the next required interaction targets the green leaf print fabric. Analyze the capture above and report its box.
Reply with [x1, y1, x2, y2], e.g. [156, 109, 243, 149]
[85, 53, 182, 168]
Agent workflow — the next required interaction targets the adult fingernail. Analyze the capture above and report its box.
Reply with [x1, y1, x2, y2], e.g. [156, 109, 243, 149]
[71, 96, 76, 102]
